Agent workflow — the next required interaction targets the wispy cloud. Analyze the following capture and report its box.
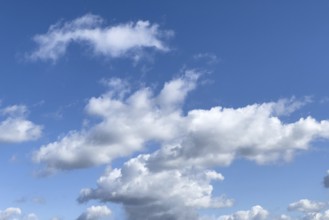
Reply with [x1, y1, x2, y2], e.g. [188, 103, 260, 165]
[28, 14, 173, 62]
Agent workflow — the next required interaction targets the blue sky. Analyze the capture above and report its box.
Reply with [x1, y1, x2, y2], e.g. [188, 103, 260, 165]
[1, 1, 329, 220]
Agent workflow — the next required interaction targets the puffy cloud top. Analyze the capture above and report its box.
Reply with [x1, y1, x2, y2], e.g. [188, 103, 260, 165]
[33, 71, 329, 175]
[78, 154, 232, 220]
[77, 205, 111, 220]
[288, 199, 326, 213]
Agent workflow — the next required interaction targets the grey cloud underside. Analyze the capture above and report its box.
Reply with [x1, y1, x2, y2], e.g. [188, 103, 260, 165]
[323, 171, 329, 188]
[28, 14, 172, 62]
[78, 154, 231, 220]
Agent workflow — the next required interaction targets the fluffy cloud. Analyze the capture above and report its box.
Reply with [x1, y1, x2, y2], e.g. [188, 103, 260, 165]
[29, 14, 172, 62]
[33, 71, 198, 174]
[33, 71, 329, 174]
[288, 199, 326, 213]
[216, 205, 269, 220]
[0, 105, 42, 143]
[78, 154, 232, 220]
[26, 213, 38, 220]
[303, 210, 329, 220]
[76, 205, 111, 220]
[0, 207, 21, 220]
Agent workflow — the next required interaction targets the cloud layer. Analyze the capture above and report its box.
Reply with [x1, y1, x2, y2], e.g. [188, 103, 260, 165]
[29, 14, 172, 62]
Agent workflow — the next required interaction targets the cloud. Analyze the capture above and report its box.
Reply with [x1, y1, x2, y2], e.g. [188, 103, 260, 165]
[76, 205, 111, 220]
[323, 170, 329, 188]
[28, 14, 172, 62]
[34, 71, 329, 175]
[26, 213, 38, 220]
[193, 53, 220, 64]
[0, 207, 21, 220]
[78, 154, 232, 220]
[302, 210, 329, 220]
[33, 71, 199, 174]
[288, 199, 326, 213]
[0, 105, 42, 143]
[216, 205, 269, 220]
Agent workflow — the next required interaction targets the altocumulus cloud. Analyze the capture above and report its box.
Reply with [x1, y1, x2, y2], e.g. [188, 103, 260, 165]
[0, 105, 42, 143]
[33, 71, 329, 175]
[28, 14, 172, 62]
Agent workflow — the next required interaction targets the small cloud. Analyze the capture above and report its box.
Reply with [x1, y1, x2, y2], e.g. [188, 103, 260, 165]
[0, 105, 42, 143]
[217, 205, 269, 220]
[28, 14, 173, 62]
[0, 207, 22, 219]
[76, 205, 111, 220]
[288, 199, 326, 213]
[193, 53, 220, 65]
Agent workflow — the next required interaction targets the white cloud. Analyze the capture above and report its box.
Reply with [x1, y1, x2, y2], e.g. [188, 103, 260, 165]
[34, 72, 329, 174]
[0, 105, 42, 143]
[33, 71, 199, 174]
[76, 205, 111, 220]
[302, 210, 329, 220]
[0, 207, 21, 220]
[288, 199, 326, 213]
[217, 205, 269, 220]
[78, 154, 232, 220]
[28, 14, 172, 62]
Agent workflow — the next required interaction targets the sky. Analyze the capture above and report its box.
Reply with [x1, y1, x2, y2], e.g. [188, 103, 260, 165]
[1, 1, 329, 219]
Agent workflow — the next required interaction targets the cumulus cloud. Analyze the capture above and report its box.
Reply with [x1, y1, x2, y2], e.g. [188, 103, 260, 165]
[288, 199, 326, 213]
[0, 207, 21, 220]
[217, 205, 269, 220]
[76, 205, 111, 220]
[33, 71, 199, 174]
[25, 213, 38, 220]
[303, 210, 329, 220]
[28, 14, 172, 62]
[78, 154, 232, 220]
[0, 105, 42, 143]
[33, 71, 329, 174]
